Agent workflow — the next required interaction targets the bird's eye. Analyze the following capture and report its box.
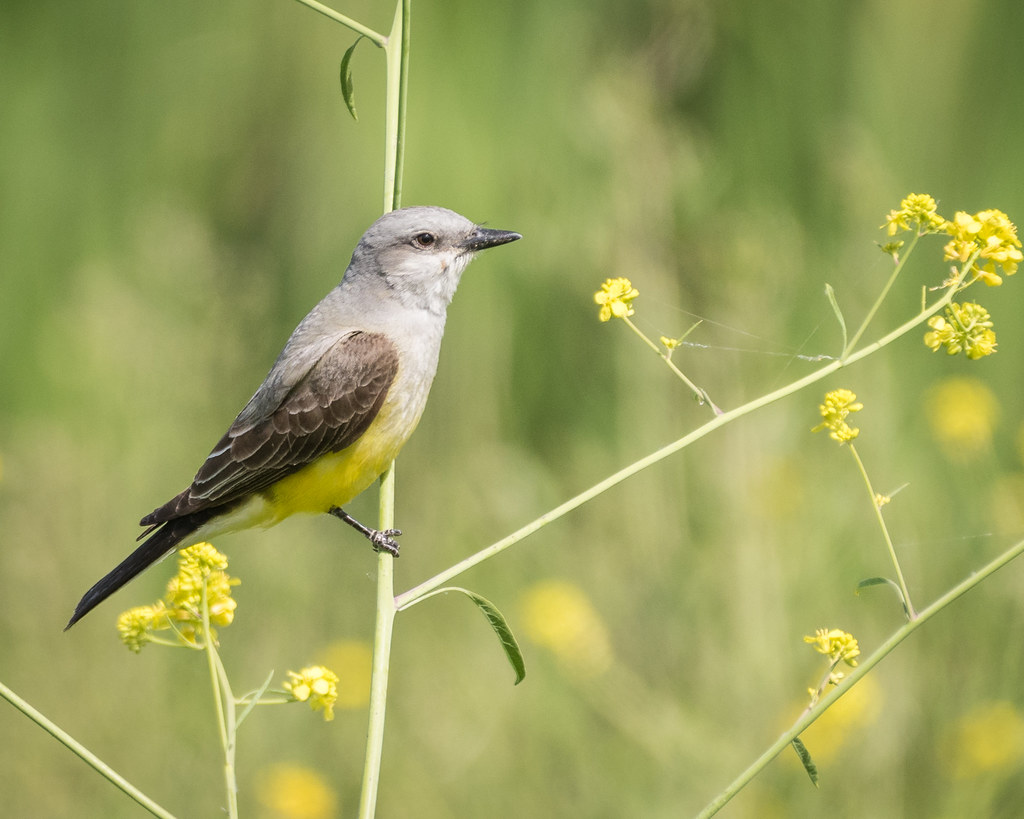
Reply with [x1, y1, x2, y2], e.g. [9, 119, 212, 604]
[412, 232, 436, 248]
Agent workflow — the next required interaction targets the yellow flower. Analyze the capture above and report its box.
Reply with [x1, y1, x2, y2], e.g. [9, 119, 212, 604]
[117, 542, 239, 651]
[943, 208, 1022, 285]
[521, 580, 613, 678]
[942, 701, 1024, 779]
[924, 302, 997, 359]
[811, 389, 863, 444]
[594, 277, 639, 322]
[804, 627, 860, 667]
[256, 763, 338, 819]
[284, 666, 340, 722]
[167, 543, 239, 627]
[178, 541, 229, 573]
[884, 193, 946, 236]
[926, 376, 998, 459]
[116, 602, 170, 653]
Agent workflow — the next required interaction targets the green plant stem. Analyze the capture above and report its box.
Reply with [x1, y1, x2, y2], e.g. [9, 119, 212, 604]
[382, 0, 409, 212]
[290, 0, 386, 46]
[847, 443, 915, 618]
[842, 233, 920, 357]
[0, 680, 177, 818]
[358, 1, 409, 816]
[696, 534, 1024, 818]
[397, 281, 959, 610]
[360, 465, 398, 819]
[203, 587, 238, 819]
[622, 316, 722, 413]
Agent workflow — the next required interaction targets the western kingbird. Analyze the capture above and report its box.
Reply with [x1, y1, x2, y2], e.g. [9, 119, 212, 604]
[67, 206, 520, 629]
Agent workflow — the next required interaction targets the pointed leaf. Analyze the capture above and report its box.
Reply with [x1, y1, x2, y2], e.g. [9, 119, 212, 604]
[236, 669, 276, 729]
[339, 37, 363, 121]
[445, 587, 526, 685]
[791, 737, 819, 787]
[856, 576, 910, 618]
[824, 283, 847, 352]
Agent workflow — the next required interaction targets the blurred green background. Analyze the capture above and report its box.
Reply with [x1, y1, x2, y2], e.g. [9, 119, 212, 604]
[3, 0, 1024, 816]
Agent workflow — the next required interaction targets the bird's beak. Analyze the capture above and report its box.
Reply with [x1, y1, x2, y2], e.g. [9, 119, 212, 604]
[463, 227, 522, 252]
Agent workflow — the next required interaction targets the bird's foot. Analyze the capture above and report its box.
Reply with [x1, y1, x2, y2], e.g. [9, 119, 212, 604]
[329, 507, 401, 557]
[368, 528, 402, 556]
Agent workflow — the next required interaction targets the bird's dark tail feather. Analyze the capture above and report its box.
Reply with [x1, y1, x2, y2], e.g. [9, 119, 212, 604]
[65, 512, 215, 630]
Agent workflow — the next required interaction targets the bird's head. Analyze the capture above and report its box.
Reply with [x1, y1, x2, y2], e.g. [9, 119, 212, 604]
[348, 206, 521, 314]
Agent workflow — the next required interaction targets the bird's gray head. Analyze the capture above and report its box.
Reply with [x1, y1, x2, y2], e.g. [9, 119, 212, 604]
[346, 206, 521, 315]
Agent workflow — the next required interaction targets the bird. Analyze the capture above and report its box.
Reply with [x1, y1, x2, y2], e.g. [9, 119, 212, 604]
[66, 206, 521, 629]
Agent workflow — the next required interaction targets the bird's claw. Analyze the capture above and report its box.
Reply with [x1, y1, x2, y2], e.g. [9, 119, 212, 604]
[369, 528, 402, 556]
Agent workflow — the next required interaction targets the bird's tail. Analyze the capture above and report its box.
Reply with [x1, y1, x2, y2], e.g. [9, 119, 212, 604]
[65, 513, 213, 630]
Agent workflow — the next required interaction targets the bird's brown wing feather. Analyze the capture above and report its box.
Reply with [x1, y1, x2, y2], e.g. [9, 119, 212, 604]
[141, 331, 399, 525]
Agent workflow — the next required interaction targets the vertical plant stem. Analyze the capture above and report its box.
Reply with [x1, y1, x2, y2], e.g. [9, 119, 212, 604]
[382, 0, 410, 212]
[360, 466, 399, 819]
[360, 2, 409, 815]
[848, 443, 916, 618]
[203, 585, 238, 819]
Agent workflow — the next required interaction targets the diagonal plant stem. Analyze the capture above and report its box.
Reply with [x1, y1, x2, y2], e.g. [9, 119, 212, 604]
[842, 232, 920, 357]
[0, 681, 178, 819]
[847, 443, 915, 618]
[290, 0, 387, 46]
[621, 316, 722, 414]
[396, 276, 960, 610]
[695, 534, 1024, 818]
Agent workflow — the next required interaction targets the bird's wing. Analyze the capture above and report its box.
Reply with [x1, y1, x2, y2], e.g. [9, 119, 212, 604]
[142, 330, 399, 524]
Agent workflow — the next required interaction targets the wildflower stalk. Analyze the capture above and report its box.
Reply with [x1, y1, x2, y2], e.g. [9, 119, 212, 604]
[0, 680, 178, 819]
[847, 443, 915, 618]
[356, 0, 409, 815]
[696, 534, 1024, 818]
[360, 466, 398, 819]
[202, 581, 239, 819]
[290, 0, 387, 46]
[620, 316, 722, 414]
[843, 232, 920, 357]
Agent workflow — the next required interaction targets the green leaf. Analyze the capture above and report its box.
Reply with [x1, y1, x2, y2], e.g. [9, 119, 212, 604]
[824, 283, 847, 352]
[236, 669, 276, 729]
[791, 737, 819, 787]
[339, 37, 363, 121]
[856, 576, 910, 618]
[444, 587, 526, 685]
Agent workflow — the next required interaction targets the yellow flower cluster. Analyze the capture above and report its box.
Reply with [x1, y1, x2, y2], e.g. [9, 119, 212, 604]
[924, 302, 997, 360]
[116, 542, 240, 652]
[116, 603, 170, 653]
[943, 209, 1022, 286]
[884, 193, 946, 236]
[811, 389, 863, 444]
[884, 194, 1021, 286]
[804, 627, 860, 667]
[594, 277, 639, 322]
[284, 666, 340, 722]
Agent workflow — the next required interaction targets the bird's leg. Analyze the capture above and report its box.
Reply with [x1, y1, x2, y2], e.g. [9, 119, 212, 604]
[328, 507, 402, 556]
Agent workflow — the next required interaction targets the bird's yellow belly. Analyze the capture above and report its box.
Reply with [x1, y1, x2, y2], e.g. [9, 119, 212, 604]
[263, 427, 404, 519]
